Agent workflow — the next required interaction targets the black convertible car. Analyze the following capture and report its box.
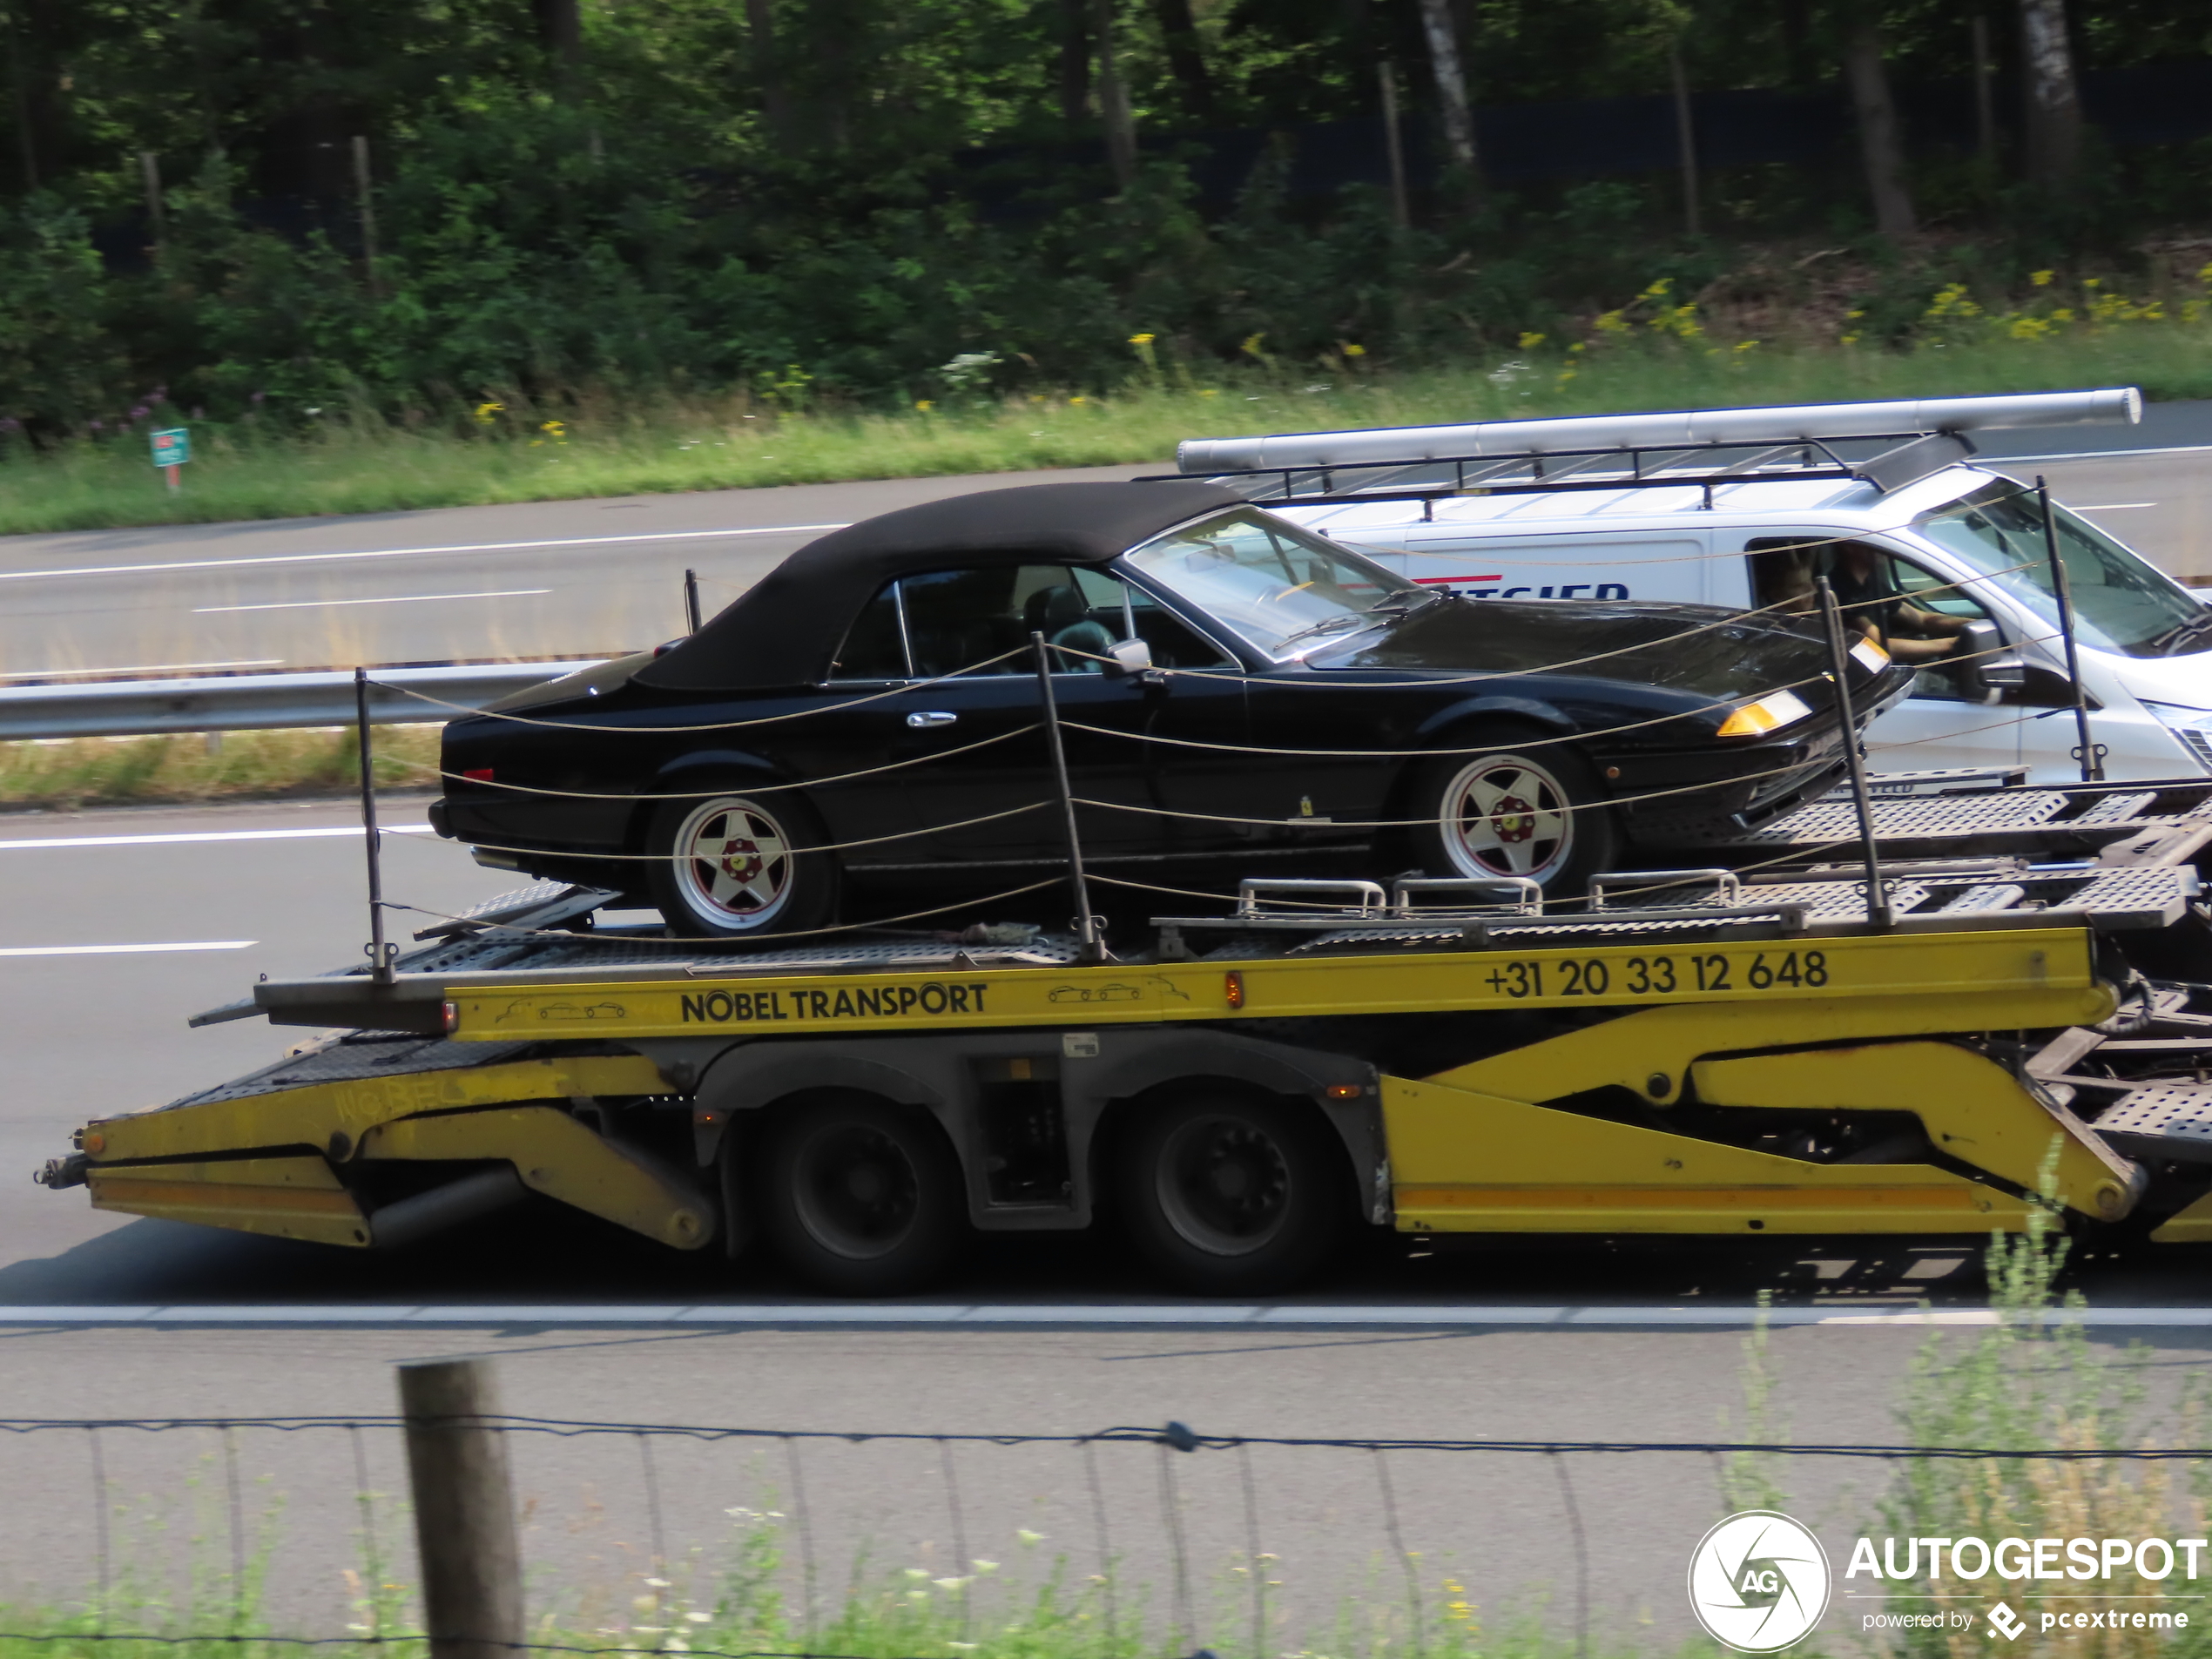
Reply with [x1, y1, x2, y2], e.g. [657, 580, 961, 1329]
[431, 481, 1911, 936]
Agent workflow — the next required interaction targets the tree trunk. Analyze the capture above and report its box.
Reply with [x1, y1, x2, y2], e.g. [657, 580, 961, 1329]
[745, 0, 790, 145]
[10, 39, 37, 191]
[1842, 21, 1915, 237]
[1379, 57, 1409, 229]
[1667, 36, 1699, 236]
[1414, 0, 1478, 193]
[1148, 0, 1214, 125]
[2018, 0, 2081, 189]
[533, 0, 583, 90]
[1971, 13, 1999, 164]
[1058, 0, 1090, 135]
[1092, 0, 1137, 192]
[1778, 0, 1814, 87]
[10, 0, 70, 194]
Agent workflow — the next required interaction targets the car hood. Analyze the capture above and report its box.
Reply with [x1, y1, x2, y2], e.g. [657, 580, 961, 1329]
[1314, 598, 1831, 700]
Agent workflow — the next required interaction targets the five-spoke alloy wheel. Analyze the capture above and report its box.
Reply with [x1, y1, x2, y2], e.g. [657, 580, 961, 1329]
[1410, 729, 1616, 896]
[644, 784, 833, 938]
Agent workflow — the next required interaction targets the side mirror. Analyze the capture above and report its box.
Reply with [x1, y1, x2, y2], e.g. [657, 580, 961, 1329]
[1957, 618, 2025, 697]
[1105, 637, 1156, 678]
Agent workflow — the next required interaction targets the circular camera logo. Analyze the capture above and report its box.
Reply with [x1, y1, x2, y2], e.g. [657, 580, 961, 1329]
[1687, 1510, 1831, 1653]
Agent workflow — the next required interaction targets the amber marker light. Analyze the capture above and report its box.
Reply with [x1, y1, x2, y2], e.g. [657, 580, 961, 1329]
[1849, 637, 1891, 674]
[1224, 971, 1244, 1009]
[1716, 687, 1813, 738]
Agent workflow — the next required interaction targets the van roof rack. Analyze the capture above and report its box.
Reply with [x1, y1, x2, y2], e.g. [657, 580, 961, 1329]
[1143, 430, 1967, 511]
[1155, 388, 2138, 510]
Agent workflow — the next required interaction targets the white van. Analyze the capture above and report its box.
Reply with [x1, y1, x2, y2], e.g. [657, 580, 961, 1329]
[1178, 390, 2212, 785]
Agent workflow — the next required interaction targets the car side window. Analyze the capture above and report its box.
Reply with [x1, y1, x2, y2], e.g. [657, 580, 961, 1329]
[1123, 583, 1238, 669]
[900, 564, 1136, 677]
[828, 583, 909, 680]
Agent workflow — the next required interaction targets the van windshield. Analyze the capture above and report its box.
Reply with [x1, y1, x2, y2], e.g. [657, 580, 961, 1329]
[1913, 482, 2209, 658]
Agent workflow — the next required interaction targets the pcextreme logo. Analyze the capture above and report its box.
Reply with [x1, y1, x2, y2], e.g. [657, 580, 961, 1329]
[1687, 1511, 1831, 1652]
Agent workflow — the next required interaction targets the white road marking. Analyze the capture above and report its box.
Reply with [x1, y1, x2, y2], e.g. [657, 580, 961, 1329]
[2074, 502, 2156, 510]
[0, 941, 255, 958]
[0, 658, 284, 680]
[194, 589, 550, 614]
[0, 1303, 2208, 1328]
[1995, 443, 2212, 462]
[0, 825, 431, 851]
[0, 523, 849, 585]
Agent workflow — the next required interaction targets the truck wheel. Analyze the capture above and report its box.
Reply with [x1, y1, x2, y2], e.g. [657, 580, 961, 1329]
[759, 1094, 966, 1295]
[1117, 1091, 1341, 1295]
[1408, 729, 1617, 897]
[644, 781, 835, 939]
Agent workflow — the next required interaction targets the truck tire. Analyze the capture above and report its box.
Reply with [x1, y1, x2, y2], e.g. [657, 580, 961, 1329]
[644, 779, 835, 939]
[758, 1093, 966, 1295]
[1407, 726, 1617, 898]
[1117, 1090, 1342, 1295]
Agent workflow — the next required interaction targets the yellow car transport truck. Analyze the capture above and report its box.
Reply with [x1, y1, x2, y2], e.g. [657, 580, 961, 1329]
[38, 775, 2212, 1295]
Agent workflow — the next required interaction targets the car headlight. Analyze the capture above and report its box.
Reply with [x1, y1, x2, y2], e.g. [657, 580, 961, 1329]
[1848, 637, 1890, 674]
[1716, 687, 1814, 738]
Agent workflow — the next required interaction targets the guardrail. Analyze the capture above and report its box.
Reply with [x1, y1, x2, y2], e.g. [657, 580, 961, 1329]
[0, 659, 597, 741]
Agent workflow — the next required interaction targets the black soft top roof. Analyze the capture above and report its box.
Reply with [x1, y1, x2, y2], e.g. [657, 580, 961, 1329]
[637, 480, 1244, 690]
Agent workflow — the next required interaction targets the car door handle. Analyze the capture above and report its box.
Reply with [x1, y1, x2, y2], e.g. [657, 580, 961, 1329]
[905, 711, 958, 729]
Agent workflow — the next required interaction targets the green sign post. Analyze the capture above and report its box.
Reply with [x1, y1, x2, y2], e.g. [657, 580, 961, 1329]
[150, 427, 190, 489]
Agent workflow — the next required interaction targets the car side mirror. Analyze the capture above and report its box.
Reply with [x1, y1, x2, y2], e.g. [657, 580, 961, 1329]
[1105, 637, 1155, 678]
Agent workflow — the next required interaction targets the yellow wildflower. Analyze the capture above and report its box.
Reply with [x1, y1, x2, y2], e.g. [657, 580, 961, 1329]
[2030, 269, 2054, 287]
[1517, 331, 1545, 349]
[914, 400, 934, 412]
[1342, 342, 1366, 357]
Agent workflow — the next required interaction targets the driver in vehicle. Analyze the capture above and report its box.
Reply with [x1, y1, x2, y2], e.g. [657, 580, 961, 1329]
[1826, 540, 1968, 664]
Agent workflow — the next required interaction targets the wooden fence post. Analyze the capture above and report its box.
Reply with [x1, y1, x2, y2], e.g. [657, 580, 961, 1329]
[399, 1359, 525, 1659]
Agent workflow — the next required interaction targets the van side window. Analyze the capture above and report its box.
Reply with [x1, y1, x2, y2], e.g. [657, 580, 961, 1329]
[1745, 537, 1821, 617]
[1749, 536, 1996, 702]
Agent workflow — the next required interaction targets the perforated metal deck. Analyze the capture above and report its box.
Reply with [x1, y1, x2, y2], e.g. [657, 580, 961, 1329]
[2088, 1084, 2212, 1165]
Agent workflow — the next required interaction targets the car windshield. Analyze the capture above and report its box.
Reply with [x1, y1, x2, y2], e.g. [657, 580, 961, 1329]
[1122, 509, 1427, 659]
[1913, 482, 2209, 658]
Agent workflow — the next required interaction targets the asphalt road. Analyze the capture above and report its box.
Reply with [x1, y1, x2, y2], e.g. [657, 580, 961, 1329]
[0, 409, 2204, 678]
[0, 463, 1155, 679]
[0, 1315, 2014, 1645]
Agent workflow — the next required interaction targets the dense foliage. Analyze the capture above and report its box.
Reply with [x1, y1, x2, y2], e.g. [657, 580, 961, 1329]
[0, 0, 2208, 435]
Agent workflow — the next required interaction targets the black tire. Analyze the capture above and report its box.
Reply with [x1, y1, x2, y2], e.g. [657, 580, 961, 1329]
[758, 1093, 967, 1296]
[1116, 1090, 1344, 1296]
[644, 779, 836, 939]
[1406, 725, 1619, 899]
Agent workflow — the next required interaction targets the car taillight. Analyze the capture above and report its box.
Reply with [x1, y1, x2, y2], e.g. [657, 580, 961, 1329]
[462, 767, 495, 782]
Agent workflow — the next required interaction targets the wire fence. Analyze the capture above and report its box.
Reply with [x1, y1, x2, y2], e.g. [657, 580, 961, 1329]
[5, 1406, 2209, 1659]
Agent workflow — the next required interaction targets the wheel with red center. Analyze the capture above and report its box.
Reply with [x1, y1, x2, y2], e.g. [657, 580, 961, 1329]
[644, 782, 835, 938]
[1407, 728, 1618, 898]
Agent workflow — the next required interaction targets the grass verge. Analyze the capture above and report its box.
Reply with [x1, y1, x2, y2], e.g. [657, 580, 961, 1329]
[1, 324, 2207, 536]
[0, 727, 440, 813]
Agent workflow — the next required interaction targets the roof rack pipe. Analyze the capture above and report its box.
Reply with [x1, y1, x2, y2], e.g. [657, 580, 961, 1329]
[1176, 387, 2141, 474]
